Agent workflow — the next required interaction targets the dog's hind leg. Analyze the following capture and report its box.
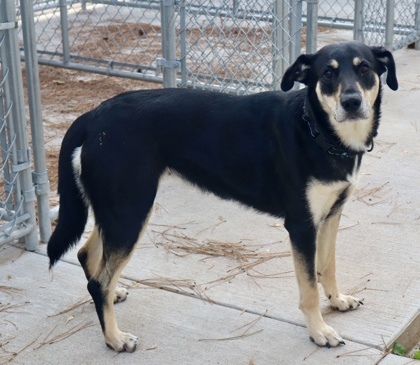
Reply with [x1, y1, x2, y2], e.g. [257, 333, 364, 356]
[78, 227, 130, 304]
[88, 249, 138, 352]
[78, 227, 102, 281]
[317, 209, 363, 311]
[87, 208, 152, 353]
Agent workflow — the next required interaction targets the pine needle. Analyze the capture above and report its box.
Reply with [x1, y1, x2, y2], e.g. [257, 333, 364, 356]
[0, 302, 29, 313]
[231, 310, 268, 336]
[48, 296, 91, 317]
[198, 329, 263, 342]
[0, 286, 22, 295]
[33, 321, 95, 350]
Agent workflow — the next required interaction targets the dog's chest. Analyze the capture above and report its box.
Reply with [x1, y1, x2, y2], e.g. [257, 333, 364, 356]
[306, 171, 358, 226]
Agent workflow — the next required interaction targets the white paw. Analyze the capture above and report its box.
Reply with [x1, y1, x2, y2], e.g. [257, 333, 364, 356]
[106, 331, 138, 353]
[329, 293, 363, 312]
[308, 323, 345, 348]
[114, 288, 129, 303]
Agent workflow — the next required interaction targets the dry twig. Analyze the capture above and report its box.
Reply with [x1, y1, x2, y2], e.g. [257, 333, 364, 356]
[198, 329, 263, 342]
[133, 276, 212, 302]
[48, 296, 91, 317]
[0, 302, 29, 313]
[33, 321, 95, 350]
[0, 286, 22, 295]
[231, 310, 268, 336]
[0, 334, 41, 363]
[354, 182, 393, 206]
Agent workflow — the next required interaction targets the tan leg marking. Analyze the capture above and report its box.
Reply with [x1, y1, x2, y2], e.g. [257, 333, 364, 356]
[291, 249, 344, 347]
[78, 227, 128, 304]
[97, 253, 138, 352]
[78, 226, 103, 279]
[96, 211, 152, 352]
[317, 210, 363, 311]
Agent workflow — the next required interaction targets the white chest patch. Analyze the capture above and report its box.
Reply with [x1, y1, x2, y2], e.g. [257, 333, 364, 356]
[306, 170, 359, 227]
[306, 180, 349, 226]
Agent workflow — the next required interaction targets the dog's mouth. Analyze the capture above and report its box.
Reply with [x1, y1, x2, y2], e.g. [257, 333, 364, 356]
[334, 105, 370, 123]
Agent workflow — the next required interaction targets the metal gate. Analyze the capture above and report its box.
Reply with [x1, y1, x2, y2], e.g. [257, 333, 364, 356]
[17, 1, 420, 93]
[354, 0, 420, 50]
[0, 0, 51, 250]
[24, 0, 319, 94]
[0, 0, 37, 249]
[165, 0, 312, 93]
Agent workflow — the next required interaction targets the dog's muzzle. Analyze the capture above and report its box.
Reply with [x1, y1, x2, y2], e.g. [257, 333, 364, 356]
[336, 91, 369, 122]
[340, 92, 362, 113]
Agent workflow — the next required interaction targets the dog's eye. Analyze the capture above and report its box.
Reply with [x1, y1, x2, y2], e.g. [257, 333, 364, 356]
[324, 70, 333, 79]
[360, 64, 370, 74]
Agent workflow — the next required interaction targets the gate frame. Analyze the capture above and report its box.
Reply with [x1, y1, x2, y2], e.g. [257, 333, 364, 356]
[0, 0, 38, 250]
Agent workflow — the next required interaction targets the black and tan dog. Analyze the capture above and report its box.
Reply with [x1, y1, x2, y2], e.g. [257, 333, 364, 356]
[48, 41, 398, 352]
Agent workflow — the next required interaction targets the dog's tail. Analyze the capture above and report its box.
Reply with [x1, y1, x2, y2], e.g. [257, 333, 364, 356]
[47, 114, 89, 269]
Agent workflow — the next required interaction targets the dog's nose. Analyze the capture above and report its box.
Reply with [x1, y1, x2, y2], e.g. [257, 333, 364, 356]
[340, 92, 362, 112]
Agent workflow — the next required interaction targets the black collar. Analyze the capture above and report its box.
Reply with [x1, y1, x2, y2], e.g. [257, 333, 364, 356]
[302, 99, 371, 158]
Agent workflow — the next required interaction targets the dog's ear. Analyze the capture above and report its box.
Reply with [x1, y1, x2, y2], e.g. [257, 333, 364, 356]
[371, 47, 398, 91]
[281, 54, 315, 91]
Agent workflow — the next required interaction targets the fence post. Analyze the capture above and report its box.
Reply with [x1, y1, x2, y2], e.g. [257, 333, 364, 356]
[1, 0, 38, 250]
[59, 0, 71, 63]
[179, 0, 187, 87]
[385, 0, 395, 50]
[353, 0, 364, 42]
[160, 0, 178, 88]
[291, 0, 303, 62]
[415, 0, 420, 50]
[20, 0, 52, 243]
[272, 0, 288, 90]
[305, 0, 318, 53]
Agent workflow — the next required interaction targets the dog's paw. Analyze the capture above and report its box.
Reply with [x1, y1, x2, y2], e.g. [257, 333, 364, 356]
[309, 323, 345, 348]
[329, 293, 363, 312]
[106, 331, 138, 353]
[114, 288, 129, 304]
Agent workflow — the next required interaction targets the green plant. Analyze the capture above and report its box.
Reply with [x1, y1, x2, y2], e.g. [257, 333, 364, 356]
[392, 342, 406, 356]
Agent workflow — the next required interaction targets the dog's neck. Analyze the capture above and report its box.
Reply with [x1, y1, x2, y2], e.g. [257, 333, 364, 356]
[303, 96, 374, 158]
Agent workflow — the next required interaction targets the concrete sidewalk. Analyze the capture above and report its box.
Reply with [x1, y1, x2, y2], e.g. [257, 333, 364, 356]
[1, 47, 419, 365]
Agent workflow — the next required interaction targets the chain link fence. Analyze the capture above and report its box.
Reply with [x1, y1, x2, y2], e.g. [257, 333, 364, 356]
[20, 1, 419, 94]
[358, 0, 420, 50]
[23, 0, 319, 94]
[177, 0, 304, 93]
[0, 0, 38, 249]
[306, 0, 354, 29]
[313, 0, 420, 50]
[30, 0, 164, 82]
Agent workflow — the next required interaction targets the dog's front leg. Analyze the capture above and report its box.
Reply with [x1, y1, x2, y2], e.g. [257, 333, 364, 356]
[317, 209, 363, 311]
[287, 221, 345, 347]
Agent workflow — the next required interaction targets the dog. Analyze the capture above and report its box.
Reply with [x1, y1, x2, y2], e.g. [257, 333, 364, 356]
[48, 41, 398, 352]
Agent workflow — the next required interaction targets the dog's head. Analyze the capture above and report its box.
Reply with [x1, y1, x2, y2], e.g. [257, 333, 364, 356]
[281, 41, 398, 150]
